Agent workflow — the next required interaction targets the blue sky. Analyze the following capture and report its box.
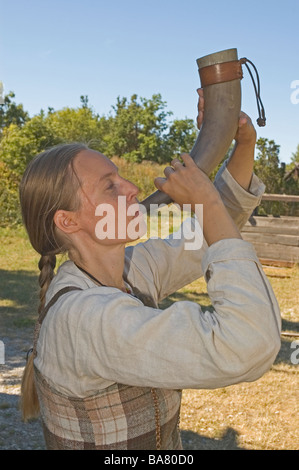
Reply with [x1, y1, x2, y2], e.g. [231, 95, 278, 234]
[1, 0, 298, 163]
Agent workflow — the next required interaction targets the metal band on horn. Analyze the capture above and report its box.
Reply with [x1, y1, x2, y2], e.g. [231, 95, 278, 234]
[140, 48, 266, 212]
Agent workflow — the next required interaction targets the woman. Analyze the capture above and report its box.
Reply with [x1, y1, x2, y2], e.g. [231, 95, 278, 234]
[20, 92, 281, 450]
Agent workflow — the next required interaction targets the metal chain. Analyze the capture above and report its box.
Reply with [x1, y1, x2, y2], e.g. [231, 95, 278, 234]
[151, 388, 162, 450]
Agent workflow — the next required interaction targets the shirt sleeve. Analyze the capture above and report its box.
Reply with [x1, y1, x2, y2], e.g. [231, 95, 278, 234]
[214, 159, 265, 230]
[72, 239, 281, 391]
[124, 163, 265, 303]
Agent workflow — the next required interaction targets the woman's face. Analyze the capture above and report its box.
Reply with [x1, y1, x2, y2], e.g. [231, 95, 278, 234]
[73, 149, 147, 244]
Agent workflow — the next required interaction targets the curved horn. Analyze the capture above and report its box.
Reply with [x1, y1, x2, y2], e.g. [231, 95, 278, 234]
[141, 48, 242, 212]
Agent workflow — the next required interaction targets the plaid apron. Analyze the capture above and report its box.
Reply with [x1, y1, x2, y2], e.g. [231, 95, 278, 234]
[33, 287, 183, 450]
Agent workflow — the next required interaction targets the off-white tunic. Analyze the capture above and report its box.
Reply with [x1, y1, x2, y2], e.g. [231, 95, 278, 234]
[35, 161, 281, 399]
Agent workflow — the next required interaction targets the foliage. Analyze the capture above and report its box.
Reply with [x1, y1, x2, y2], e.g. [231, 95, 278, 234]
[106, 94, 170, 163]
[290, 143, 299, 164]
[253, 138, 299, 216]
[102, 94, 198, 163]
[0, 160, 22, 226]
[164, 118, 198, 160]
[0, 91, 299, 226]
[0, 91, 29, 133]
[254, 138, 284, 193]
[1, 117, 58, 175]
[0, 91, 199, 225]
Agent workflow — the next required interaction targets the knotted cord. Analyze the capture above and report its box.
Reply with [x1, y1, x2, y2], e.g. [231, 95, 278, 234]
[240, 57, 266, 127]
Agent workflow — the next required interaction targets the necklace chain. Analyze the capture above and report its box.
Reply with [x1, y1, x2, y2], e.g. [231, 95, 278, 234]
[75, 263, 132, 294]
[75, 264, 107, 287]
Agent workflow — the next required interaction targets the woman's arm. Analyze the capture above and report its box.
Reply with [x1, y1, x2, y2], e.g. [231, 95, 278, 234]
[48, 240, 280, 393]
[226, 113, 256, 191]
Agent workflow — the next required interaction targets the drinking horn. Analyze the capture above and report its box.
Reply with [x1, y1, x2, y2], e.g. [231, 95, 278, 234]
[140, 48, 266, 212]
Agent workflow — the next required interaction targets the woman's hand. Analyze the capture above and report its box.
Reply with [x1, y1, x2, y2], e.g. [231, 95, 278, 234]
[196, 88, 205, 130]
[154, 153, 220, 210]
[196, 88, 257, 145]
[154, 153, 241, 246]
[234, 112, 257, 146]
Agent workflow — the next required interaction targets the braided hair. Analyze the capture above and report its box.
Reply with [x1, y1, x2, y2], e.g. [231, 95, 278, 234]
[19, 142, 87, 421]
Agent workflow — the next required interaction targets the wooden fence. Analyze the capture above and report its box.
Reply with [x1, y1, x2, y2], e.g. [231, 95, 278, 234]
[241, 194, 299, 267]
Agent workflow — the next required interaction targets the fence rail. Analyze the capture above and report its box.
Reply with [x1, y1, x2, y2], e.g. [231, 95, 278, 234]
[241, 215, 299, 267]
[241, 193, 299, 266]
[262, 194, 299, 203]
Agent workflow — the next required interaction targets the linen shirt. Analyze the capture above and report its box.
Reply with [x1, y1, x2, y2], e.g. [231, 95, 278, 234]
[35, 160, 281, 398]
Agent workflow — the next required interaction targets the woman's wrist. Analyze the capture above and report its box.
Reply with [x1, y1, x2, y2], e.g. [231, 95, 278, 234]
[226, 140, 256, 191]
[195, 198, 241, 247]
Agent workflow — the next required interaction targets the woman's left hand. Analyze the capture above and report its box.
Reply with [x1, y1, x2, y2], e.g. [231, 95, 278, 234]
[196, 88, 257, 146]
[234, 111, 257, 146]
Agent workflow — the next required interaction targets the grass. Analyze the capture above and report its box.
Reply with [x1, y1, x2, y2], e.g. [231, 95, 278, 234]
[0, 225, 298, 450]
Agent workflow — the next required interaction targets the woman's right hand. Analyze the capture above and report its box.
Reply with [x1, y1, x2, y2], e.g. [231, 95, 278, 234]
[154, 153, 241, 246]
[154, 153, 220, 210]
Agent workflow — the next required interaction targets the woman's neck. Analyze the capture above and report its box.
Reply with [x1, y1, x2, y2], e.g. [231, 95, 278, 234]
[69, 240, 127, 291]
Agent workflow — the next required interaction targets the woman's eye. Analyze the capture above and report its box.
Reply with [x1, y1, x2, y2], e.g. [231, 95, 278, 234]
[106, 182, 115, 191]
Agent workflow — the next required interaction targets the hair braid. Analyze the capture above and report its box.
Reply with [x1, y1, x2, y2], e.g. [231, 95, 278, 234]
[38, 254, 56, 313]
[19, 142, 87, 422]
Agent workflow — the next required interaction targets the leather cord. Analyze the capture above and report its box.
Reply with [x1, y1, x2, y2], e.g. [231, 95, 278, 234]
[240, 57, 266, 127]
[199, 57, 266, 128]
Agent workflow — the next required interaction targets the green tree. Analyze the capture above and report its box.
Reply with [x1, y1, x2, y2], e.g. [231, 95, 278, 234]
[254, 138, 284, 193]
[0, 90, 206, 224]
[0, 92, 29, 134]
[0, 99, 111, 178]
[105, 93, 199, 164]
[106, 94, 172, 163]
[283, 144, 299, 203]
[80, 95, 89, 109]
[164, 118, 198, 160]
[45, 106, 108, 152]
[0, 115, 61, 225]
[253, 138, 287, 216]
[0, 115, 60, 176]
[0, 99, 113, 225]
[290, 144, 299, 164]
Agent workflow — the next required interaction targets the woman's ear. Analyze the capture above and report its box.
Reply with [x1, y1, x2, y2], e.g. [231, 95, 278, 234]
[54, 210, 81, 234]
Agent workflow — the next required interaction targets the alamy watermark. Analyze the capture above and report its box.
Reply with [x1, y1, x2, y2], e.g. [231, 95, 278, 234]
[0, 340, 5, 365]
[94, 197, 204, 251]
[290, 340, 299, 365]
[290, 80, 299, 104]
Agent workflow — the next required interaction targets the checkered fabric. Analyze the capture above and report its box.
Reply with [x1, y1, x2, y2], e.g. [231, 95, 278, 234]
[34, 366, 182, 450]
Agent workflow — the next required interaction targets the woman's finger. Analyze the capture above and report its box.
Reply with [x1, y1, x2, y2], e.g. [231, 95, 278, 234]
[197, 88, 205, 129]
[197, 111, 204, 130]
[197, 88, 204, 99]
[180, 153, 197, 168]
[238, 111, 252, 126]
[164, 166, 175, 178]
[154, 176, 167, 191]
[171, 158, 183, 170]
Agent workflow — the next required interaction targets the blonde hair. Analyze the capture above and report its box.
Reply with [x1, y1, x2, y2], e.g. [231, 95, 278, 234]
[19, 143, 87, 421]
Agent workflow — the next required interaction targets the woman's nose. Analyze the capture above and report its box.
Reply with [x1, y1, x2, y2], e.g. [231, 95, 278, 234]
[123, 178, 139, 201]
